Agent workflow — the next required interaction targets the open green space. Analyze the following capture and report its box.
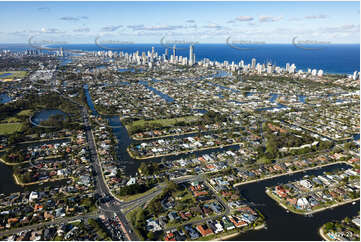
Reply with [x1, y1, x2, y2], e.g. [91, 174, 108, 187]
[17, 109, 32, 116]
[0, 122, 23, 135]
[116, 184, 161, 202]
[125, 116, 199, 134]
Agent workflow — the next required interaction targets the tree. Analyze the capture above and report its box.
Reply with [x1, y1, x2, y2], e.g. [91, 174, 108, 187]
[147, 231, 155, 240]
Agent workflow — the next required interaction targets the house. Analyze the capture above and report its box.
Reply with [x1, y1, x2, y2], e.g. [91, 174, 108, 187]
[297, 198, 309, 210]
[184, 225, 199, 240]
[229, 216, 248, 227]
[196, 224, 214, 237]
[222, 216, 235, 230]
[168, 212, 179, 222]
[29, 191, 39, 202]
[207, 220, 223, 234]
[126, 177, 136, 186]
[146, 218, 162, 232]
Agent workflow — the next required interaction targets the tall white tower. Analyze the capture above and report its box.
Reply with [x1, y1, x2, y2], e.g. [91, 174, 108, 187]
[189, 44, 194, 66]
[251, 58, 256, 70]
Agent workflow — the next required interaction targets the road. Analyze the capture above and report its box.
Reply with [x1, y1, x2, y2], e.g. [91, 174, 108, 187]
[0, 212, 99, 237]
[82, 106, 139, 241]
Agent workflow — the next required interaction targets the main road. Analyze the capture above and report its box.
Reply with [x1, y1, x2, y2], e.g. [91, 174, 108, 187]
[82, 106, 139, 241]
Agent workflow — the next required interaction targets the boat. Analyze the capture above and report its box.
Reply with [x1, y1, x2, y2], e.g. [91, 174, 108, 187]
[352, 201, 356, 205]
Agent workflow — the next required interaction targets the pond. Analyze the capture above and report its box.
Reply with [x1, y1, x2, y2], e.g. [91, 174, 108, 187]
[0, 73, 13, 78]
[0, 93, 11, 104]
[31, 109, 68, 126]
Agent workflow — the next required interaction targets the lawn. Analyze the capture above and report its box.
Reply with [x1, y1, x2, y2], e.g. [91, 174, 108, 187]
[126, 116, 199, 133]
[0, 122, 23, 135]
[1, 117, 21, 123]
[116, 184, 161, 203]
[17, 109, 33, 116]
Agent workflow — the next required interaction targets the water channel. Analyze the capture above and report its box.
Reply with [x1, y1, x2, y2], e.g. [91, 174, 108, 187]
[83, 84, 360, 240]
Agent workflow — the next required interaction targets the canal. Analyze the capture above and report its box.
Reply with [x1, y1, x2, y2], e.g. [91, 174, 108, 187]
[232, 162, 359, 241]
[83, 84, 360, 240]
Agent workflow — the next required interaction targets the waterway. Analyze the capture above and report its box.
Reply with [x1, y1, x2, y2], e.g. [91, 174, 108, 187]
[232, 162, 360, 241]
[82, 84, 360, 240]
[139, 80, 175, 103]
[0, 158, 70, 195]
[83, 84, 241, 174]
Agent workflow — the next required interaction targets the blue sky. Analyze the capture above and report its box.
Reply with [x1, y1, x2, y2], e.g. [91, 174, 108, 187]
[0, 1, 359, 44]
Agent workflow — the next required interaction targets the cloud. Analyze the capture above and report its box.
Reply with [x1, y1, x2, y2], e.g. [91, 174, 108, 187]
[289, 17, 302, 22]
[59, 16, 80, 21]
[127, 24, 184, 31]
[319, 24, 359, 33]
[235, 16, 254, 22]
[186, 19, 195, 23]
[73, 27, 90, 33]
[305, 14, 327, 19]
[202, 23, 225, 30]
[259, 16, 282, 22]
[227, 20, 235, 24]
[41, 28, 64, 34]
[37, 7, 50, 12]
[9, 31, 28, 36]
[80, 16, 88, 20]
[100, 25, 123, 32]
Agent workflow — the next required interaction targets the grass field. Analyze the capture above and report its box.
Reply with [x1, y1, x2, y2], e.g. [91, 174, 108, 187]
[17, 109, 32, 116]
[0, 123, 23, 135]
[1, 117, 21, 123]
[116, 184, 161, 203]
[0, 71, 27, 80]
[125, 116, 198, 133]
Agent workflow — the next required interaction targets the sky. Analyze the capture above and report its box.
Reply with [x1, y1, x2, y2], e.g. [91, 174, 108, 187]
[0, 1, 359, 44]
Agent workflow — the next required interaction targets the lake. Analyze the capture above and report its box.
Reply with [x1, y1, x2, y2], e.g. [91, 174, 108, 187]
[31, 109, 68, 126]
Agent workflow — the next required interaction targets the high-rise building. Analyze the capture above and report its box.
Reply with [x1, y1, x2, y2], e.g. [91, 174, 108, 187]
[257, 64, 262, 74]
[317, 70, 324, 77]
[189, 44, 194, 66]
[172, 45, 176, 60]
[289, 64, 296, 74]
[251, 58, 256, 70]
[353, 71, 359, 80]
[267, 63, 272, 74]
[240, 60, 244, 68]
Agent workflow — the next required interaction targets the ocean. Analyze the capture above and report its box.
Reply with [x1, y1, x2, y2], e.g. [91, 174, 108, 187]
[0, 43, 359, 74]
